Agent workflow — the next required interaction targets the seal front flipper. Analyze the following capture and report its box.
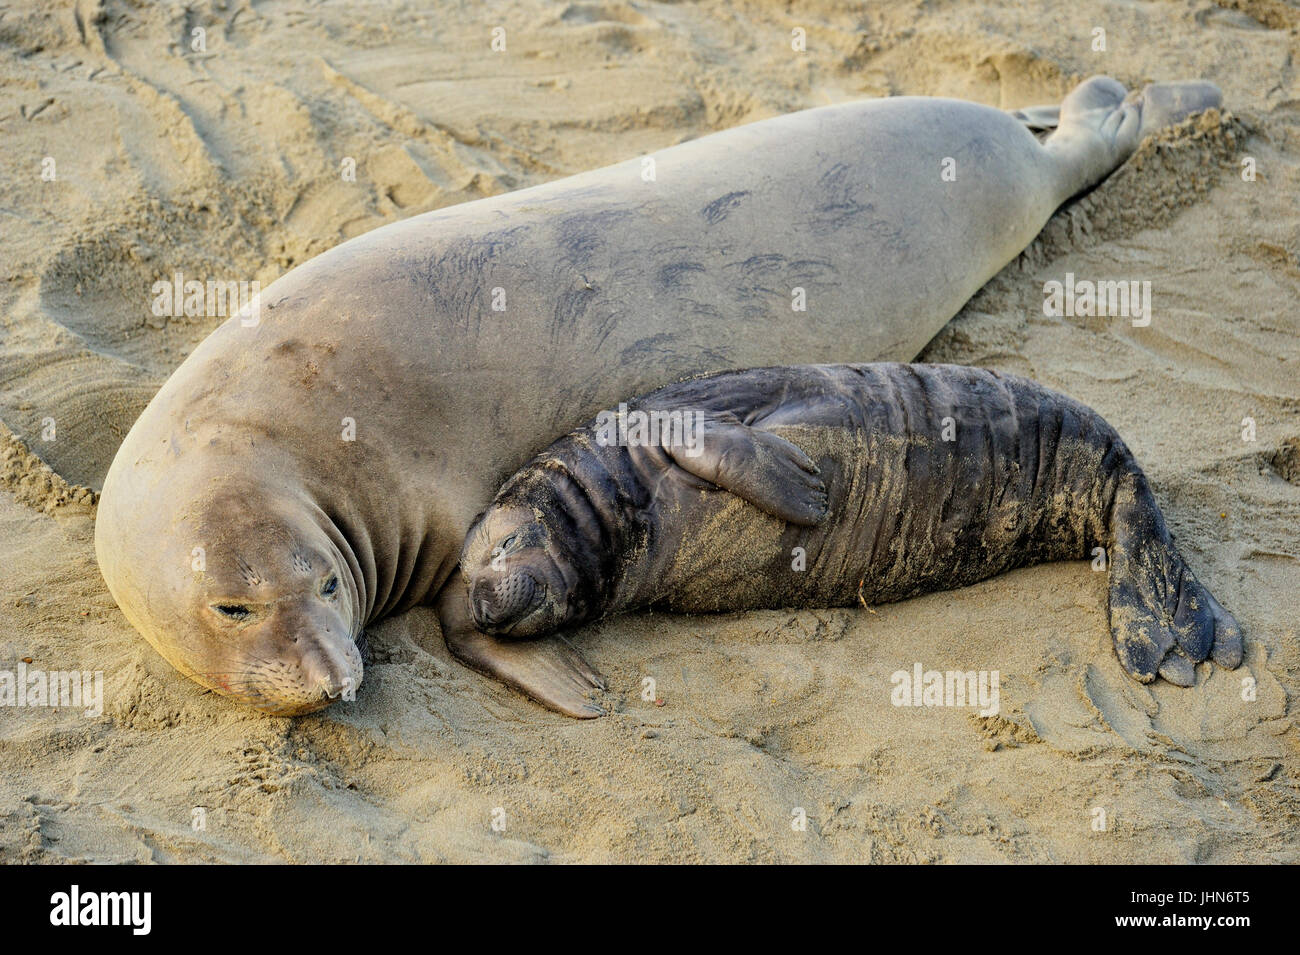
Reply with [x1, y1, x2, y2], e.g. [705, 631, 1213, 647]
[1105, 473, 1244, 685]
[659, 412, 829, 526]
[434, 584, 607, 718]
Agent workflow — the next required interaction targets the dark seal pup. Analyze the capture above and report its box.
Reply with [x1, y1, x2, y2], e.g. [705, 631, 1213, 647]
[458, 363, 1243, 715]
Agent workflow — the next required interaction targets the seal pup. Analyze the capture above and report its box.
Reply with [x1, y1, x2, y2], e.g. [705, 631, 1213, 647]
[94, 77, 1224, 715]
[460, 364, 1243, 715]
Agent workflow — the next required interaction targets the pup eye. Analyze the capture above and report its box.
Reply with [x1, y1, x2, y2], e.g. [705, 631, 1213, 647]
[499, 535, 519, 551]
[321, 575, 339, 597]
[213, 604, 251, 620]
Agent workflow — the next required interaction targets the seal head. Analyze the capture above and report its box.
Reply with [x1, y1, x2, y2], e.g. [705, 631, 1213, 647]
[460, 461, 612, 638]
[97, 464, 366, 716]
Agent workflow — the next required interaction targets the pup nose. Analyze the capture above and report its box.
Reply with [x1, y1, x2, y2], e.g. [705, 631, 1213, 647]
[471, 572, 541, 631]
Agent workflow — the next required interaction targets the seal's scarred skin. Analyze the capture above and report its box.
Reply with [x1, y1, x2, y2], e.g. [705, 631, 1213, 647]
[463, 364, 1243, 712]
[94, 77, 1224, 716]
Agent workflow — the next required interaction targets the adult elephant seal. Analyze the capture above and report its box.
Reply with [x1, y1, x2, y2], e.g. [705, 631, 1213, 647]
[460, 363, 1244, 715]
[95, 76, 1222, 716]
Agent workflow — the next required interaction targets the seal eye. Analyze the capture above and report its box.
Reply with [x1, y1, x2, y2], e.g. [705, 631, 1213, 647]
[321, 575, 339, 597]
[490, 534, 520, 570]
[213, 603, 251, 621]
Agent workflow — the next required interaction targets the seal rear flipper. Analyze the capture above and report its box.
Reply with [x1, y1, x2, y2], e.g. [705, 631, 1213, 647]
[1131, 81, 1223, 142]
[1009, 104, 1061, 137]
[1105, 477, 1243, 684]
[1107, 569, 1175, 683]
[1109, 560, 1242, 685]
[435, 585, 607, 718]
[1157, 648, 1198, 688]
[1205, 585, 1244, 670]
[1044, 75, 1221, 204]
[661, 412, 829, 526]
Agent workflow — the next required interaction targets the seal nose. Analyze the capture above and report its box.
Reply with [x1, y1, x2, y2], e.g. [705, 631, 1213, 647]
[472, 571, 543, 631]
[300, 637, 362, 702]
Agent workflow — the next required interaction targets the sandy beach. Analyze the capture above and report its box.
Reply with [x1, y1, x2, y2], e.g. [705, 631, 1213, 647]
[1, 0, 1297, 863]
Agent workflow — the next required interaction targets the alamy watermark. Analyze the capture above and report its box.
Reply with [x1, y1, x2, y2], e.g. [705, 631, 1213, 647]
[1043, 272, 1152, 327]
[150, 271, 260, 326]
[594, 404, 704, 457]
[0, 662, 103, 717]
[49, 885, 150, 935]
[890, 662, 1000, 716]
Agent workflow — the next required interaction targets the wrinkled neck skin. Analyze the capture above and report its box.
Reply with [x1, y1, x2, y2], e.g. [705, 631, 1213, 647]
[539, 419, 772, 616]
[261, 453, 454, 631]
[505, 433, 653, 627]
[296, 494, 369, 639]
[591, 431, 703, 616]
[294, 441, 467, 626]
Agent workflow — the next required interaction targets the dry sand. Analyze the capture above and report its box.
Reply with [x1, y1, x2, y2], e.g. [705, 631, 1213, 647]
[1, 0, 1297, 863]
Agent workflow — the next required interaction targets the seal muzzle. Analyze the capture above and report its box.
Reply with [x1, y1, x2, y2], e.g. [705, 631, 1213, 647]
[472, 570, 545, 631]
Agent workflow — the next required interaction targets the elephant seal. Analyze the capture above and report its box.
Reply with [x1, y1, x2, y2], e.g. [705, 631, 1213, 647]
[461, 363, 1244, 715]
[94, 76, 1223, 716]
